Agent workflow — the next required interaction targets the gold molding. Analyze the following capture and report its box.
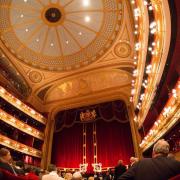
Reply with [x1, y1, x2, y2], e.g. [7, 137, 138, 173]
[135, 0, 171, 127]
[41, 112, 55, 169]
[0, 86, 46, 124]
[127, 103, 142, 158]
[0, 134, 42, 158]
[0, 109, 44, 140]
[140, 79, 180, 151]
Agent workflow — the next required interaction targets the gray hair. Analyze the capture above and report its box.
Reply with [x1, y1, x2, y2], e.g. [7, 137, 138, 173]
[153, 139, 170, 156]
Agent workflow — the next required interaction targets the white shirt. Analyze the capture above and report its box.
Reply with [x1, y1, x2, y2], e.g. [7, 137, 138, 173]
[42, 171, 64, 180]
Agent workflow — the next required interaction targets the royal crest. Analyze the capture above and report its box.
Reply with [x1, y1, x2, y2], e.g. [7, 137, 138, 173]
[80, 109, 96, 122]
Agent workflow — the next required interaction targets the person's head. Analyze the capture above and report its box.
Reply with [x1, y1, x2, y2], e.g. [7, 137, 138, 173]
[16, 160, 25, 169]
[72, 172, 82, 180]
[130, 157, 139, 164]
[117, 160, 123, 165]
[88, 177, 94, 180]
[65, 172, 73, 180]
[48, 164, 57, 172]
[57, 168, 62, 176]
[106, 170, 110, 175]
[152, 139, 170, 158]
[167, 153, 175, 160]
[130, 157, 135, 164]
[0, 148, 11, 163]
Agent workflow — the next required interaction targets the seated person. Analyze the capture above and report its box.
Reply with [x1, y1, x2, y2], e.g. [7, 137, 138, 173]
[42, 164, 64, 180]
[24, 166, 39, 180]
[72, 172, 82, 180]
[114, 160, 126, 180]
[0, 148, 17, 175]
[119, 139, 180, 180]
[128, 157, 139, 168]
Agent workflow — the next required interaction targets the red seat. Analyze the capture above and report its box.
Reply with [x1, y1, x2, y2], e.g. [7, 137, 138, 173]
[0, 168, 39, 180]
[170, 174, 180, 180]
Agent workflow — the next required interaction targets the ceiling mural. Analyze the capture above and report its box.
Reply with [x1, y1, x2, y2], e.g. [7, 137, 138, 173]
[0, 0, 123, 71]
[45, 70, 131, 102]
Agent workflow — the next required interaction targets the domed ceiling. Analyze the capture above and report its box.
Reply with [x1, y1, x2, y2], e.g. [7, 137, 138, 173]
[0, 0, 122, 71]
[0, 0, 137, 114]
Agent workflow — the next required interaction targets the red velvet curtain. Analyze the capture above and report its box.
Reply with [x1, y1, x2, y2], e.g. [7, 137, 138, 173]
[52, 120, 134, 168]
[52, 123, 83, 168]
[96, 120, 134, 166]
[86, 123, 94, 172]
[52, 101, 134, 169]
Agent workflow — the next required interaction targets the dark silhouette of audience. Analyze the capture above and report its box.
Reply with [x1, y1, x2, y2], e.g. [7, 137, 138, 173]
[114, 160, 126, 180]
[0, 140, 180, 180]
[118, 139, 180, 180]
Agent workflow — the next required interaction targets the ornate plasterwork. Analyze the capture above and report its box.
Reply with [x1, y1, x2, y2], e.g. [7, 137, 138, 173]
[114, 42, 132, 58]
[29, 71, 43, 83]
[0, 0, 123, 71]
[0, 0, 135, 113]
[45, 69, 131, 103]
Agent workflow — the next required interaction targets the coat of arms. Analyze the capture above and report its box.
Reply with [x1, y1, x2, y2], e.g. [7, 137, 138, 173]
[80, 109, 96, 122]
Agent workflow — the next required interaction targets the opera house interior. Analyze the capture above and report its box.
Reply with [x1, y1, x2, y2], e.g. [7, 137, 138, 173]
[0, 0, 179, 179]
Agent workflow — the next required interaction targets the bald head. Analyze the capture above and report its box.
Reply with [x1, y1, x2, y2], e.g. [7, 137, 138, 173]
[153, 139, 170, 157]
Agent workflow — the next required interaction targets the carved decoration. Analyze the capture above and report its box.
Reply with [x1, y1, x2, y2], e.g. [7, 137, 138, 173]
[0, 0, 123, 71]
[80, 109, 96, 122]
[29, 71, 42, 83]
[114, 42, 131, 58]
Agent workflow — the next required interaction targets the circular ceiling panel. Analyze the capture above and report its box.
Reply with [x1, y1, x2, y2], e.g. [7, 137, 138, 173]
[0, 0, 123, 71]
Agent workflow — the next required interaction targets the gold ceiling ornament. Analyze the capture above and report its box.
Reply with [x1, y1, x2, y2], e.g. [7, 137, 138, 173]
[41, 3, 65, 26]
[114, 41, 131, 58]
[29, 70, 43, 83]
[0, 0, 123, 71]
[80, 109, 96, 122]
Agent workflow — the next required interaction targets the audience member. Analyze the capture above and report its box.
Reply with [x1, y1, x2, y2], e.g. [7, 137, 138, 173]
[64, 172, 73, 180]
[25, 166, 39, 180]
[0, 148, 17, 175]
[114, 160, 126, 180]
[128, 157, 138, 168]
[88, 177, 94, 180]
[42, 164, 64, 180]
[72, 172, 82, 180]
[103, 170, 111, 180]
[167, 153, 175, 160]
[119, 139, 180, 180]
[15, 160, 25, 175]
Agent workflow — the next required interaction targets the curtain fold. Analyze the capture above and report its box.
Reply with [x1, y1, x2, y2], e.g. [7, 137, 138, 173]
[96, 120, 134, 166]
[52, 123, 83, 168]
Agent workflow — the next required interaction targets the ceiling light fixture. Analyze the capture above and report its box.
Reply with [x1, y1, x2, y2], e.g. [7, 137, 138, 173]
[144, 1, 148, 6]
[83, 0, 90, 7]
[78, 32, 82, 35]
[85, 16, 90, 22]
[131, 0, 135, 4]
